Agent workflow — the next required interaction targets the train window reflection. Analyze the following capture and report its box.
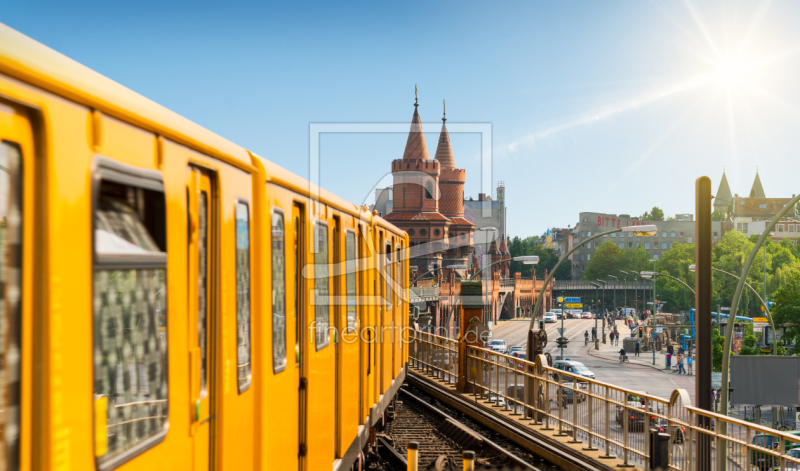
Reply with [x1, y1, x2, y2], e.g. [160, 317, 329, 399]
[314, 223, 330, 349]
[235, 202, 251, 392]
[272, 211, 287, 373]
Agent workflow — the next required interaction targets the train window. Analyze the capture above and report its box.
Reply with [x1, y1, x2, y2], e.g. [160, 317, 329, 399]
[396, 244, 402, 307]
[235, 201, 252, 392]
[92, 159, 168, 469]
[0, 142, 22, 471]
[272, 211, 287, 373]
[345, 231, 357, 334]
[198, 191, 208, 396]
[385, 243, 392, 310]
[314, 222, 330, 349]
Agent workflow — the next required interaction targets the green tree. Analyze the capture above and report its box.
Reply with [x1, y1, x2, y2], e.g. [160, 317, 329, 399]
[771, 269, 800, 354]
[583, 241, 621, 280]
[654, 243, 696, 312]
[640, 207, 665, 221]
[711, 210, 726, 221]
[712, 328, 724, 371]
[508, 236, 572, 280]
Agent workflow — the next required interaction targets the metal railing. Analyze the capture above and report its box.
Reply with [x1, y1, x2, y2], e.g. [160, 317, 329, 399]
[410, 286, 439, 301]
[500, 278, 515, 288]
[409, 329, 800, 471]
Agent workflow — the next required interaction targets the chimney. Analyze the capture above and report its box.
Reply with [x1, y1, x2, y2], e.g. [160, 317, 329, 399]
[478, 193, 485, 201]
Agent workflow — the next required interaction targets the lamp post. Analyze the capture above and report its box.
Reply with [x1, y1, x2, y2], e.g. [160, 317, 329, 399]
[608, 274, 618, 314]
[441, 256, 539, 337]
[595, 280, 607, 349]
[620, 270, 629, 315]
[717, 192, 800, 421]
[648, 258, 657, 318]
[411, 264, 468, 286]
[528, 225, 658, 333]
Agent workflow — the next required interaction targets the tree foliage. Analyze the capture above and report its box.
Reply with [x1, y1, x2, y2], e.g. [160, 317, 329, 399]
[508, 236, 572, 280]
[640, 207, 665, 221]
[771, 270, 800, 354]
[711, 210, 726, 221]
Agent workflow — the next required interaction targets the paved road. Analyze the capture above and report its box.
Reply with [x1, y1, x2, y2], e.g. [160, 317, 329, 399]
[491, 318, 696, 404]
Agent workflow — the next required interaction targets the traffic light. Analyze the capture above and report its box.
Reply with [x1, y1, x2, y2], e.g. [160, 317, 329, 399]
[638, 326, 643, 338]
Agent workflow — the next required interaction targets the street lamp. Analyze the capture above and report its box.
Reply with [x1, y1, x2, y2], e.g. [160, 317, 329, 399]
[712, 192, 800, 454]
[620, 270, 629, 315]
[528, 225, 658, 332]
[688, 264, 776, 355]
[648, 258, 657, 317]
[608, 274, 618, 314]
[441, 256, 539, 337]
[595, 280, 607, 349]
[411, 264, 468, 286]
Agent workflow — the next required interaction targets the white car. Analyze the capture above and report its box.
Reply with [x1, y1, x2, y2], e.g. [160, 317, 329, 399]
[487, 339, 507, 354]
[543, 312, 557, 323]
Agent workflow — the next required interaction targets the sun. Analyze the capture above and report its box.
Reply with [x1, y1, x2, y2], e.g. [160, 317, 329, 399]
[713, 55, 755, 88]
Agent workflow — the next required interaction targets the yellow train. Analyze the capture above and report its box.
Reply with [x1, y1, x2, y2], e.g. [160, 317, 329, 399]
[0, 24, 408, 471]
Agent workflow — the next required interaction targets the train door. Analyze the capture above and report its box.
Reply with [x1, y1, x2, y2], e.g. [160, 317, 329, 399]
[293, 203, 307, 470]
[332, 217, 341, 457]
[0, 101, 33, 471]
[187, 167, 216, 471]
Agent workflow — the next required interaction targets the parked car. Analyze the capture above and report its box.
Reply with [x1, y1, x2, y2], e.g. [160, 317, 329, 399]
[552, 359, 596, 380]
[488, 393, 506, 409]
[581, 311, 593, 319]
[554, 381, 587, 404]
[509, 346, 525, 354]
[552, 309, 564, 319]
[487, 339, 507, 354]
[543, 312, 557, 323]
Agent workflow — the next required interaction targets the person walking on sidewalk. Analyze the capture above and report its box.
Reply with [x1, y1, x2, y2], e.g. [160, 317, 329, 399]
[678, 354, 686, 374]
[584, 330, 589, 346]
[591, 326, 597, 341]
[666, 352, 672, 369]
[609, 332, 615, 346]
[634, 340, 641, 356]
[687, 356, 693, 375]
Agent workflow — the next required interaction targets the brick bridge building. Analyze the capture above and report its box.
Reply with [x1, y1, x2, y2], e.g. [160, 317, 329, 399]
[384, 93, 552, 333]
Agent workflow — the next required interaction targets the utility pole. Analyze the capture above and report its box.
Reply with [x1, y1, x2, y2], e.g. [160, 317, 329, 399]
[695, 177, 713, 469]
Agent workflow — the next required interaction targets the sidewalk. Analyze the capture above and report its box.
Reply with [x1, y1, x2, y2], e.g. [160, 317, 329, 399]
[586, 335, 696, 376]
[491, 318, 529, 330]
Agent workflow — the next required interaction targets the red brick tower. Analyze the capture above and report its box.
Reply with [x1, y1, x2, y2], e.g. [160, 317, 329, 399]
[385, 90, 448, 272]
[434, 100, 475, 272]
[499, 235, 510, 278]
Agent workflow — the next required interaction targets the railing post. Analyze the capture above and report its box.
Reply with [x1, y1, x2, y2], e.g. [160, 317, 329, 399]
[556, 382, 567, 436]
[644, 397, 651, 471]
[584, 383, 597, 451]
[623, 404, 630, 466]
[458, 280, 482, 393]
[407, 442, 419, 471]
[604, 387, 612, 458]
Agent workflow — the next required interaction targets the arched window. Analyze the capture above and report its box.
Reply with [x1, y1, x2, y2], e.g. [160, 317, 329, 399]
[425, 181, 433, 200]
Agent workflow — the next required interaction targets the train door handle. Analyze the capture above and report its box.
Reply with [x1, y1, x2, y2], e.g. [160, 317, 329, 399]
[299, 377, 308, 391]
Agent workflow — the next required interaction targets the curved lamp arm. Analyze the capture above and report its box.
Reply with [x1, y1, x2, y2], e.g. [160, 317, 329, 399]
[720, 192, 800, 418]
[527, 226, 658, 331]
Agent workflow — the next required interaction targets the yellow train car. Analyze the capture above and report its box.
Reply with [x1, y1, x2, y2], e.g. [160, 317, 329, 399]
[0, 23, 408, 471]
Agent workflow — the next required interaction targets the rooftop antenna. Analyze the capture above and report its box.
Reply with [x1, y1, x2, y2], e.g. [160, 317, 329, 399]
[414, 84, 418, 107]
[443, 99, 446, 121]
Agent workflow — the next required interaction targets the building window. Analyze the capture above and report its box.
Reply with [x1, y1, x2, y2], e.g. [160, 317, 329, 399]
[586, 242, 591, 249]
[713, 231, 719, 237]
[93, 168, 168, 465]
[645, 242, 650, 249]
[637, 242, 641, 248]
[619, 242, 624, 249]
[778, 224, 784, 232]
[759, 203, 767, 209]
[603, 233, 607, 237]
[790, 225, 796, 232]
[611, 232, 616, 238]
[581, 265, 585, 272]
[740, 199, 745, 206]
[581, 254, 585, 260]
[628, 232, 633, 238]
[662, 242, 667, 249]
[670, 231, 676, 237]
[587, 231, 592, 237]
[680, 232, 684, 237]
[425, 181, 433, 199]
[587, 254, 591, 260]
[628, 242, 633, 248]
[433, 229, 440, 237]
[653, 254, 659, 260]
[419, 229, 427, 237]
[581, 231, 585, 237]
[688, 237, 693, 243]
[408, 228, 415, 236]
[662, 231, 667, 237]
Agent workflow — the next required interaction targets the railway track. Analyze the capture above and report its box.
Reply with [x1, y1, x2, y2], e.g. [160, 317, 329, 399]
[379, 385, 547, 470]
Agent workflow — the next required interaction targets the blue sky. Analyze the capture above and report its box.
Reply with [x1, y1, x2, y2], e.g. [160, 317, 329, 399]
[6, 1, 800, 237]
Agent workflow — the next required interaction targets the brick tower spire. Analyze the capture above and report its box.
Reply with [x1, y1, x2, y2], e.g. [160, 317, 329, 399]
[402, 85, 430, 160]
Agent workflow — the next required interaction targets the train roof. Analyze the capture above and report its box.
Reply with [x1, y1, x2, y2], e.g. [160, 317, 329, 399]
[0, 23, 250, 169]
[0, 24, 405, 237]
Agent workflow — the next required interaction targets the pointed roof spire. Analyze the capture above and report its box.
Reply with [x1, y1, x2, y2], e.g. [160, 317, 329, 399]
[715, 170, 733, 207]
[488, 237, 500, 255]
[402, 85, 430, 160]
[434, 99, 456, 168]
[499, 235, 510, 256]
[749, 169, 765, 198]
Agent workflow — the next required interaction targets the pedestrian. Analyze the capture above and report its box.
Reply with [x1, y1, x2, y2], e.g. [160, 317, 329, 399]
[687, 356, 693, 375]
[609, 331, 615, 345]
[667, 343, 674, 356]
[666, 352, 671, 369]
[635, 340, 641, 356]
[591, 326, 597, 341]
[678, 354, 686, 374]
[584, 330, 589, 346]
[615, 331, 619, 346]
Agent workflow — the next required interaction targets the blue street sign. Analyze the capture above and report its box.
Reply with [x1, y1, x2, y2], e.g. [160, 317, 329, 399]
[565, 297, 580, 303]
[652, 333, 657, 339]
